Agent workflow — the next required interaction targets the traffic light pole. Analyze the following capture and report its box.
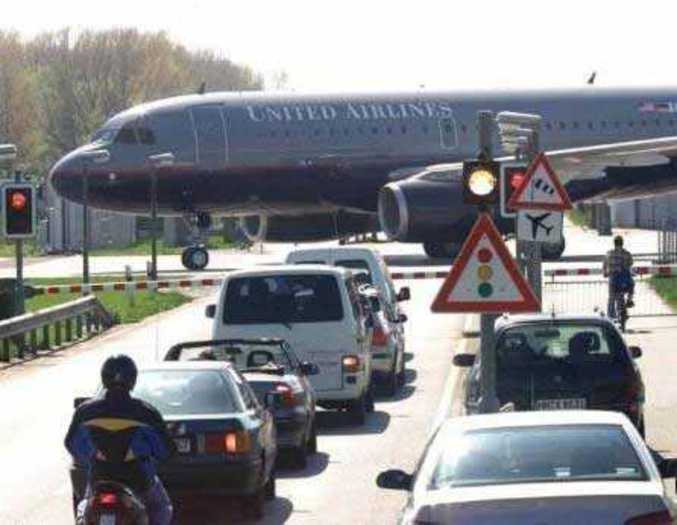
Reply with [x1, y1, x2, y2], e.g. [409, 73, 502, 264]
[521, 132, 543, 304]
[477, 110, 500, 414]
[14, 169, 25, 314]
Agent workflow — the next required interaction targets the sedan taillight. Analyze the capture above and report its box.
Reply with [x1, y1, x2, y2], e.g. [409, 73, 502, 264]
[342, 354, 362, 373]
[205, 431, 251, 454]
[625, 510, 673, 525]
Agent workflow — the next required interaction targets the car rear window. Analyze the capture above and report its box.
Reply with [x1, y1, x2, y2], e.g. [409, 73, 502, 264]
[224, 274, 343, 324]
[177, 343, 293, 371]
[336, 259, 372, 283]
[133, 370, 240, 415]
[497, 323, 624, 367]
[430, 424, 646, 488]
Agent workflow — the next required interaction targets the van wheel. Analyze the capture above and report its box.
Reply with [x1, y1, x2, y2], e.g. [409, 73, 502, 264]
[242, 486, 265, 519]
[264, 472, 276, 500]
[308, 421, 318, 454]
[366, 386, 375, 413]
[385, 362, 399, 397]
[349, 396, 367, 425]
[292, 442, 308, 469]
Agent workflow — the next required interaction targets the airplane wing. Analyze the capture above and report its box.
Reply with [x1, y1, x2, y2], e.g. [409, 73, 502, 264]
[413, 135, 677, 184]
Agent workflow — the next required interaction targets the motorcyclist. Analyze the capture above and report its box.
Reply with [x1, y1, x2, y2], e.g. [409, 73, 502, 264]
[603, 235, 635, 318]
[65, 355, 175, 525]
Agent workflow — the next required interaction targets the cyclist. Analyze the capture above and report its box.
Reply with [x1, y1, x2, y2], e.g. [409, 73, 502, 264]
[603, 235, 635, 319]
[65, 355, 175, 525]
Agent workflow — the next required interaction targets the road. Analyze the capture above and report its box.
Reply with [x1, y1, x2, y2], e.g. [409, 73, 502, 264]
[0, 275, 466, 525]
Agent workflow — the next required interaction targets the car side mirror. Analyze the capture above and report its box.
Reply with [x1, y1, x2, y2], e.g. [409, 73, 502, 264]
[376, 469, 413, 491]
[397, 313, 408, 323]
[300, 361, 320, 376]
[453, 353, 476, 367]
[73, 397, 90, 409]
[263, 391, 283, 410]
[658, 457, 677, 479]
[397, 287, 411, 302]
[629, 346, 642, 359]
[205, 304, 216, 319]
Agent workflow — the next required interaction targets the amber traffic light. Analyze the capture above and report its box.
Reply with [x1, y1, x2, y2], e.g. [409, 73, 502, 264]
[463, 160, 500, 205]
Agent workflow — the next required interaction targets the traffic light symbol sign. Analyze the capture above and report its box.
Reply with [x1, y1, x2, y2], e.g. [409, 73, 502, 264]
[431, 213, 540, 313]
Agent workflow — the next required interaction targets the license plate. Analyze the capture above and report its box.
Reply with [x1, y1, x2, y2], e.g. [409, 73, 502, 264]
[99, 515, 116, 525]
[174, 437, 191, 454]
[534, 398, 586, 410]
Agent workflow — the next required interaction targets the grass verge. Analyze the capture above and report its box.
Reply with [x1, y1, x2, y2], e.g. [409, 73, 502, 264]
[648, 276, 677, 310]
[566, 208, 589, 228]
[25, 277, 192, 324]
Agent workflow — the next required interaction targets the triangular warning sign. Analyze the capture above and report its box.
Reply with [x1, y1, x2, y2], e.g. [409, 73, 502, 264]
[431, 213, 540, 313]
[507, 152, 572, 211]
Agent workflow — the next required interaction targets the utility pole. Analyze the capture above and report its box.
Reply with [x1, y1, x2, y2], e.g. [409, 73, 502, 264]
[523, 127, 543, 304]
[14, 168, 24, 313]
[477, 110, 500, 414]
[147, 153, 175, 281]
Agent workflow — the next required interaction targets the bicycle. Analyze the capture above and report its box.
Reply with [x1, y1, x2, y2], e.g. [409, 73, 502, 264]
[612, 289, 629, 333]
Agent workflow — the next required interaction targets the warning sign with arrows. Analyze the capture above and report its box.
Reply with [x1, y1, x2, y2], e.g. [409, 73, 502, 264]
[431, 213, 540, 313]
[507, 152, 572, 211]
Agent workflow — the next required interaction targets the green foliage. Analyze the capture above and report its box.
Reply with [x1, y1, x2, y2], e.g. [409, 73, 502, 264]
[649, 276, 677, 310]
[0, 28, 264, 178]
[567, 208, 590, 228]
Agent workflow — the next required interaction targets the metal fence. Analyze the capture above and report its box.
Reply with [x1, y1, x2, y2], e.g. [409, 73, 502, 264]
[658, 218, 677, 264]
[543, 276, 675, 318]
[0, 296, 114, 363]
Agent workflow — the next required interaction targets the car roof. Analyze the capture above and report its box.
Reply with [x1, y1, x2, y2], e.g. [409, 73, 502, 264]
[225, 264, 350, 279]
[437, 410, 629, 434]
[288, 246, 380, 258]
[139, 361, 235, 372]
[496, 313, 611, 329]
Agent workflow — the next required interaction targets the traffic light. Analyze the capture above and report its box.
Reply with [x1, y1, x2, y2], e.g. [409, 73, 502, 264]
[476, 247, 495, 298]
[500, 162, 528, 218]
[462, 160, 500, 205]
[3, 184, 36, 238]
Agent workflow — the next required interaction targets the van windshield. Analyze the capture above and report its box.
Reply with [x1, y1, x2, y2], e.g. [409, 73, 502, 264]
[224, 274, 343, 324]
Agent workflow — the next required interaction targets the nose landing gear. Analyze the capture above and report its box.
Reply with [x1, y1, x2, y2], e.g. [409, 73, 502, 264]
[181, 212, 212, 271]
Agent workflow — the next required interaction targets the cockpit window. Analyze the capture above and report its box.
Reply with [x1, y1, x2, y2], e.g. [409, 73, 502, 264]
[115, 123, 138, 144]
[91, 128, 118, 144]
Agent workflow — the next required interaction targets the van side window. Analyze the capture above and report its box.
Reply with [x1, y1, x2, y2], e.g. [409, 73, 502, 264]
[345, 278, 365, 321]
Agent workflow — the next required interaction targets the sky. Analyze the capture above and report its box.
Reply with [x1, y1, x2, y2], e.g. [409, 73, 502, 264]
[3, 0, 677, 93]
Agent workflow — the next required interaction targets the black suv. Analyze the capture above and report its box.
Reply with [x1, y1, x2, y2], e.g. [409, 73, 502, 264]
[454, 315, 646, 435]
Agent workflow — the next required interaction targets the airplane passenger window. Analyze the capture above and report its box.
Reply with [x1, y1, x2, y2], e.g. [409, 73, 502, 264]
[371, 127, 378, 135]
[572, 122, 579, 129]
[655, 119, 661, 126]
[400, 125, 407, 134]
[601, 121, 607, 128]
[641, 120, 647, 127]
[386, 127, 392, 134]
[614, 121, 620, 128]
[422, 125, 429, 134]
[460, 124, 467, 133]
[628, 121, 635, 127]
[344, 128, 350, 136]
[559, 122, 566, 130]
[587, 122, 594, 130]
[669, 120, 675, 127]
[545, 122, 552, 130]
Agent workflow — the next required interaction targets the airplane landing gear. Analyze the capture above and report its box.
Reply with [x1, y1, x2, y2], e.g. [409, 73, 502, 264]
[181, 244, 210, 271]
[181, 212, 212, 271]
[423, 241, 462, 260]
[541, 237, 566, 261]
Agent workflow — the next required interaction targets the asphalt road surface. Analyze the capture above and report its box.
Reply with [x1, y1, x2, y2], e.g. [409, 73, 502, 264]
[0, 277, 466, 525]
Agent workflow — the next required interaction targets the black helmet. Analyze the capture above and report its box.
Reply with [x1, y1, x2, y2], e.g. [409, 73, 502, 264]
[101, 354, 138, 391]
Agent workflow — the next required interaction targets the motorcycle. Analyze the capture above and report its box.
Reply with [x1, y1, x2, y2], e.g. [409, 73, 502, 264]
[79, 481, 148, 525]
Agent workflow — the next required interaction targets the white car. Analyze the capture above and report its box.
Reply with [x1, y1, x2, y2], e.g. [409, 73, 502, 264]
[208, 265, 375, 424]
[377, 410, 677, 524]
[359, 284, 406, 396]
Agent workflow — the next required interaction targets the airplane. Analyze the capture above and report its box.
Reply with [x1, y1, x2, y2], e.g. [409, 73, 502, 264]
[525, 212, 554, 239]
[49, 87, 677, 269]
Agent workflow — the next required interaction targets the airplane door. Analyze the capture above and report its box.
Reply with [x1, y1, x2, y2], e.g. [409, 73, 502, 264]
[438, 117, 458, 150]
[192, 106, 227, 170]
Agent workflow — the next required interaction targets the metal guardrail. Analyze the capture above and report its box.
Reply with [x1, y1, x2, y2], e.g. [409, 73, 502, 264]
[0, 296, 114, 363]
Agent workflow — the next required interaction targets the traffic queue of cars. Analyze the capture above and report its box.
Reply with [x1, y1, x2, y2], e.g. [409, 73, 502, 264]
[69, 246, 412, 520]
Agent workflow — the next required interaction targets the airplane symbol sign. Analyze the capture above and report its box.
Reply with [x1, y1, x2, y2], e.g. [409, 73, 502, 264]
[516, 210, 563, 243]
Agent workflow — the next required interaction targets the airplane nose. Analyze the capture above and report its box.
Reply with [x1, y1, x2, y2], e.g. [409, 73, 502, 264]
[49, 150, 84, 203]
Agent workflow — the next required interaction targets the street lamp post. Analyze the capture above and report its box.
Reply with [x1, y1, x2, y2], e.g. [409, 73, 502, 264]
[79, 150, 110, 285]
[147, 153, 175, 281]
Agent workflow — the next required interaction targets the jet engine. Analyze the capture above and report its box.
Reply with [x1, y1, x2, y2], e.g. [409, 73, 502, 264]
[378, 178, 486, 243]
[239, 212, 377, 242]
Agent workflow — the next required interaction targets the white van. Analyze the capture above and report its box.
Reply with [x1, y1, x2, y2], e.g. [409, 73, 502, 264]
[286, 247, 409, 387]
[208, 265, 374, 424]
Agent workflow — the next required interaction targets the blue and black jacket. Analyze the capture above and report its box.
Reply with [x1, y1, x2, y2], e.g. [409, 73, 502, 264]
[65, 389, 175, 493]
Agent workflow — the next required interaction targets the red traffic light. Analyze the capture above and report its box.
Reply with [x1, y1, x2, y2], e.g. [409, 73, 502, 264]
[9, 191, 27, 211]
[509, 172, 526, 190]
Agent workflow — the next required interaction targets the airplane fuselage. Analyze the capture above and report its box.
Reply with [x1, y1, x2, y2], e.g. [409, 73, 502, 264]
[50, 87, 677, 220]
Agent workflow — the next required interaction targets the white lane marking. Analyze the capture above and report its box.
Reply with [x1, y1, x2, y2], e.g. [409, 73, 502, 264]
[428, 313, 476, 437]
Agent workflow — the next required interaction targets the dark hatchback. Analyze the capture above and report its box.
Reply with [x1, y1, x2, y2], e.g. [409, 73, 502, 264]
[70, 362, 278, 520]
[455, 315, 646, 434]
[165, 338, 319, 468]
